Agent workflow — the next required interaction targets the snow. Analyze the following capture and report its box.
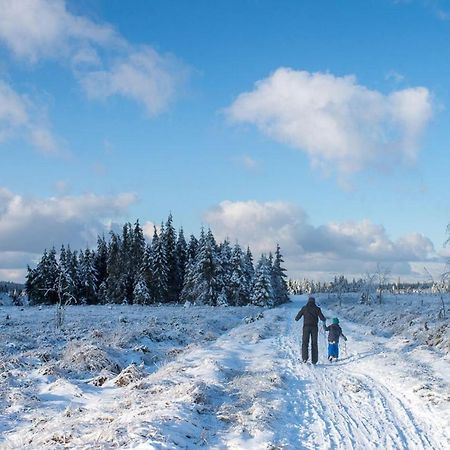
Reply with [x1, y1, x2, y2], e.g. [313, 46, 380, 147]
[0, 295, 449, 449]
[0, 293, 13, 306]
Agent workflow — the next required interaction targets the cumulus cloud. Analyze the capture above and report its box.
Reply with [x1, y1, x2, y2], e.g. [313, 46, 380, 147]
[0, 80, 61, 155]
[204, 200, 438, 280]
[226, 68, 433, 178]
[80, 47, 187, 116]
[0, 188, 137, 278]
[0, 0, 119, 63]
[0, 0, 188, 116]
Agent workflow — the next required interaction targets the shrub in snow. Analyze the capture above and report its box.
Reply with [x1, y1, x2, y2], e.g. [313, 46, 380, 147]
[112, 363, 146, 387]
[60, 342, 121, 374]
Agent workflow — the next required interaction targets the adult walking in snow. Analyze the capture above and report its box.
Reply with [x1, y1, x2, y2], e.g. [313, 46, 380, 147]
[295, 296, 326, 364]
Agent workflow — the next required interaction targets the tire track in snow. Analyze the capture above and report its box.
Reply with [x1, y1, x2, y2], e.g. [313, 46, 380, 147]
[273, 312, 444, 450]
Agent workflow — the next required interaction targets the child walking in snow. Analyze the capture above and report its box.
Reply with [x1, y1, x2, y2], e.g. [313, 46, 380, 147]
[325, 318, 347, 362]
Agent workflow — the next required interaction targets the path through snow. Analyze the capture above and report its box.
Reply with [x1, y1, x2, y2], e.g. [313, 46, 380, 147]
[272, 300, 449, 450]
[1, 297, 449, 449]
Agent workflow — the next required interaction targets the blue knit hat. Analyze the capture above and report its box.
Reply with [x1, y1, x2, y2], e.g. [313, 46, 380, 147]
[332, 317, 339, 324]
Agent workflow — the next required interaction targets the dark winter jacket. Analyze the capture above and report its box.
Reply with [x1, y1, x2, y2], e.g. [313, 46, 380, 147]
[325, 323, 347, 343]
[295, 299, 326, 327]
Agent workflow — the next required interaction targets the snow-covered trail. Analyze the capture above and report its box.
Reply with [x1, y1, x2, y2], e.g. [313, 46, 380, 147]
[1, 300, 448, 449]
[272, 299, 450, 450]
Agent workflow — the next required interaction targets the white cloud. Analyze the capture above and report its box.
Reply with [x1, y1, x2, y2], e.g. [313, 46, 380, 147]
[204, 200, 439, 280]
[0, 0, 188, 116]
[226, 68, 433, 179]
[0, 0, 119, 63]
[143, 221, 158, 240]
[0, 80, 61, 155]
[80, 47, 187, 116]
[0, 187, 137, 254]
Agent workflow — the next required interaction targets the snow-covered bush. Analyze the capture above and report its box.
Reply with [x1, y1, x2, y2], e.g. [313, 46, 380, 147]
[60, 342, 121, 374]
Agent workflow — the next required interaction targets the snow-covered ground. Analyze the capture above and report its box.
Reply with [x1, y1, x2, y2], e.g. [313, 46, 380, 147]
[0, 295, 449, 449]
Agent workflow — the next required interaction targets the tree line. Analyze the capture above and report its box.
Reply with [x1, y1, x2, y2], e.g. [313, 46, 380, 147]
[25, 214, 289, 307]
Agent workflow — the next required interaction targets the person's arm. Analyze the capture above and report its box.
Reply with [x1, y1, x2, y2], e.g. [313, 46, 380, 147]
[340, 327, 348, 341]
[325, 325, 330, 331]
[295, 307, 304, 321]
[318, 307, 326, 323]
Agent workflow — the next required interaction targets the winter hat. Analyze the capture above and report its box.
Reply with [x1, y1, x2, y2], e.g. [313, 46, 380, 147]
[332, 317, 339, 324]
[307, 296, 315, 303]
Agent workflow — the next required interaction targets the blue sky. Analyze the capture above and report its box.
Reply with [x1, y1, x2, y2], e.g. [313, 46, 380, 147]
[1, 0, 450, 282]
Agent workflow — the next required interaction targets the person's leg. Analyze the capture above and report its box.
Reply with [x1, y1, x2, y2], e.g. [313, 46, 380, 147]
[302, 326, 310, 362]
[311, 327, 319, 364]
[329, 343, 338, 360]
[327, 342, 333, 361]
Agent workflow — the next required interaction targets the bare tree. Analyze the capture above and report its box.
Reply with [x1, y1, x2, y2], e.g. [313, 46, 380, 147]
[334, 275, 347, 307]
[41, 271, 76, 329]
[424, 267, 448, 319]
[375, 263, 391, 304]
[360, 271, 376, 304]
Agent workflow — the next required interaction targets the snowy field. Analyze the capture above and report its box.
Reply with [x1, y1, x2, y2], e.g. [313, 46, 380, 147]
[0, 295, 449, 449]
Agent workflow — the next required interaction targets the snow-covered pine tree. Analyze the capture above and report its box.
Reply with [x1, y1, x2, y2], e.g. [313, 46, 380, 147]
[192, 229, 221, 305]
[94, 235, 108, 293]
[120, 223, 135, 303]
[250, 255, 274, 307]
[217, 287, 228, 306]
[25, 265, 39, 304]
[187, 234, 199, 261]
[217, 239, 232, 304]
[175, 227, 187, 300]
[129, 220, 146, 303]
[162, 213, 178, 302]
[40, 248, 60, 304]
[67, 247, 82, 303]
[271, 243, 290, 305]
[107, 232, 125, 303]
[78, 248, 98, 304]
[180, 253, 196, 304]
[228, 243, 249, 306]
[244, 246, 255, 287]
[58, 244, 78, 303]
[150, 226, 169, 303]
[133, 271, 151, 305]
[97, 281, 108, 304]
[180, 233, 200, 304]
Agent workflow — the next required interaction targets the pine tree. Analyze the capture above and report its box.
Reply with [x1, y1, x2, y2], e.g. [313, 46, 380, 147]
[192, 229, 221, 305]
[250, 255, 274, 307]
[121, 223, 135, 303]
[218, 239, 233, 304]
[175, 227, 187, 300]
[94, 235, 108, 291]
[229, 243, 249, 306]
[68, 248, 81, 302]
[150, 226, 168, 302]
[162, 213, 178, 302]
[244, 246, 255, 282]
[78, 248, 97, 304]
[187, 234, 199, 261]
[107, 232, 125, 303]
[133, 272, 151, 305]
[141, 243, 153, 301]
[39, 248, 60, 304]
[58, 244, 78, 303]
[25, 265, 39, 304]
[97, 281, 108, 304]
[271, 244, 290, 305]
[180, 254, 196, 303]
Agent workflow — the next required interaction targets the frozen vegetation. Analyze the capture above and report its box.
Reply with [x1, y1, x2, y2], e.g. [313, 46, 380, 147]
[0, 293, 449, 449]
